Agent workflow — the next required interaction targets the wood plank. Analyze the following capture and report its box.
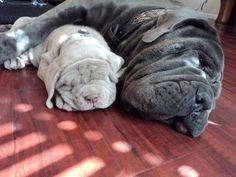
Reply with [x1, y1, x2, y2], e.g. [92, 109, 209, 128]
[135, 150, 233, 177]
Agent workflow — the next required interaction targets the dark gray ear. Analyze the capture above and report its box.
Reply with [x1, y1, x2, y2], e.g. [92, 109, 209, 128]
[142, 7, 213, 43]
[142, 9, 172, 43]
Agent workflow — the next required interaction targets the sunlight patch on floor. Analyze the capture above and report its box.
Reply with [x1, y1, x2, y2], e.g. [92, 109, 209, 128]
[57, 120, 77, 131]
[0, 132, 47, 160]
[143, 153, 163, 166]
[14, 103, 33, 112]
[112, 141, 132, 153]
[83, 130, 103, 141]
[0, 144, 73, 177]
[177, 165, 199, 177]
[0, 96, 11, 104]
[0, 122, 17, 138]
[35, 112, 54, 121]
[56, 156, 106, 177]
[115, 170, 133, 177]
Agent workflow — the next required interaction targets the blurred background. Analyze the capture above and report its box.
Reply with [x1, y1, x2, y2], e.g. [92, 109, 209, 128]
[0, 0, 235, 26]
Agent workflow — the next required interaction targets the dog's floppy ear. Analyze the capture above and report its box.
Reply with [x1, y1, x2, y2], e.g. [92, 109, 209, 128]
[44, 57, 63, 109]
[142, 8, 208, 43]
[38, 52, 52, 81]
[38, 53, 63, 109]
[106, 52, 125, 83]
[142, 9, 170, 43]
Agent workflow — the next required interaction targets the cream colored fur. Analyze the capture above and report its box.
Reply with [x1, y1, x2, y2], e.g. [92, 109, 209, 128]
[4, 17, 124, 111]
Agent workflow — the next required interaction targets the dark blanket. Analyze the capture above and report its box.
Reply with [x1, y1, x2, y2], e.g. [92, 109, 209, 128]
[0, 0, 224, 137]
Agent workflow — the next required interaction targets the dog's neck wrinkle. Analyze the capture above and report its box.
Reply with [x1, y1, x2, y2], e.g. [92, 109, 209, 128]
[57, 32, 89, 55]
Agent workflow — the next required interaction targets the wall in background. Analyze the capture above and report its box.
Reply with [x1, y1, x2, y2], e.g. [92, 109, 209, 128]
[177, 0, 221, 19]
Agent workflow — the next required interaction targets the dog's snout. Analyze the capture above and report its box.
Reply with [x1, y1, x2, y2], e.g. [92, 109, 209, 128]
[195, 89, 212, 110]
[84, 94, 98, 103]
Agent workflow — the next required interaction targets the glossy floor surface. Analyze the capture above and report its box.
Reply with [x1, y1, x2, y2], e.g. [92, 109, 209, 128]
[0, 24, 235, 177]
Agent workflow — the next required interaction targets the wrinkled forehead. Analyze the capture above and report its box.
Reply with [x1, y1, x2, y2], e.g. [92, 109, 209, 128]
[77, 59, 110, 71]
[57, 59, 112, 86]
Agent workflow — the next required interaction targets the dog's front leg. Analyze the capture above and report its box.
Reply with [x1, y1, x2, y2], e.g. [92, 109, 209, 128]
[0, 34, 18, 65]
[3, 54, 30, 70]
[55, 93, 74, 111]
[0, 0, 115, 65]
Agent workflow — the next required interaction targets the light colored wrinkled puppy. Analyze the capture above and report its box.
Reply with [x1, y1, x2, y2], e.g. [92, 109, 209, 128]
[4, 17, 124, 111]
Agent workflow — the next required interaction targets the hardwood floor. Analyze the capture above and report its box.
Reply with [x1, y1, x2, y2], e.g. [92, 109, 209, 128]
[0, 24, 235, 177]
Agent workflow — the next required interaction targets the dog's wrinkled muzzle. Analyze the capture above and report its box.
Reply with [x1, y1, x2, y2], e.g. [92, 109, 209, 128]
[122, 77, 214, 137]
[121, 50, 217, 137]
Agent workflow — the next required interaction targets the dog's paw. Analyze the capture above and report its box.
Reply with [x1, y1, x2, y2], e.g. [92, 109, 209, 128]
[55, 95, 73, 111]
[0, 34, 17, 65]
[55, 95, 64, 109]
[4, 58, 26, 70]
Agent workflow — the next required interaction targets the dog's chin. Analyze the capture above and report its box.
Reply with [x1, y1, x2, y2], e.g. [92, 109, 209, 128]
[134, 108, 210, 137]
[73, 84, 116, 111]
[175, 109, 209, 138]
[136, 109, 209, 138]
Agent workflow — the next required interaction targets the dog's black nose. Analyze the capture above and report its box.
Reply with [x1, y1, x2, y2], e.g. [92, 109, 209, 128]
[85, 95, 98, 103]
[196, 88, 213, 110]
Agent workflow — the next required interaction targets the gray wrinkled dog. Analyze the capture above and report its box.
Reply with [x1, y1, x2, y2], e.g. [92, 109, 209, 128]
[0, 0, 224, 137]
[4, 17, 124, 111]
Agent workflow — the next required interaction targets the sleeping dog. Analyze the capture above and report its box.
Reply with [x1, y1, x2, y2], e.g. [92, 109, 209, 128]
[4, 17, 124, 111]
[0, 0, 224, 137]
